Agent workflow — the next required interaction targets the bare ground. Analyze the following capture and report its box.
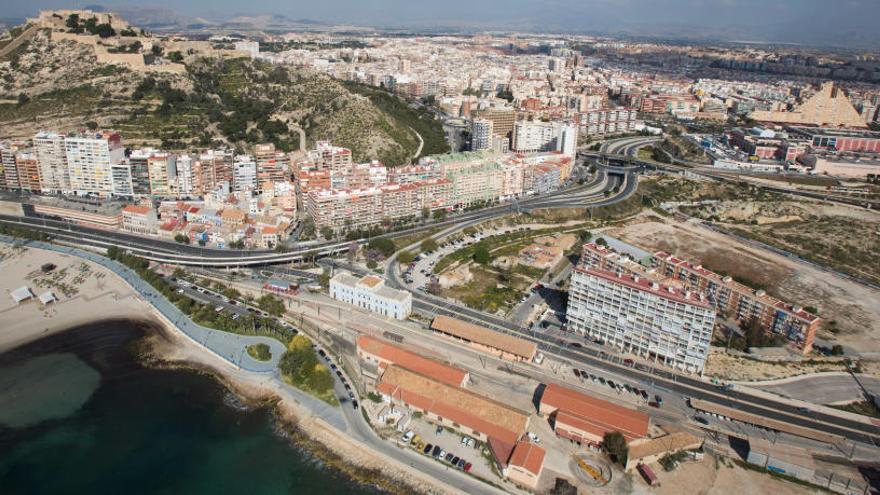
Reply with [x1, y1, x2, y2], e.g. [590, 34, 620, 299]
[608, 215, 880, 354]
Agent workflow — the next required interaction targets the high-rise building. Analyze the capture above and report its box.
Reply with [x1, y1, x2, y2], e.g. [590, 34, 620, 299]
[147, 152, 177, 197]
[14, 152, 42, 192]
[232, 155, 257, 192]
[567, 266, 716, 372]
[176, 154, 196, 195]
[64, 130, 124, 195]
[110, 163, 133, 197]
[470, 119, 494, 152]
[198, 149, 234, 191]
[513, 121, 578, 158]
[0, 144, 19, 190]
[472, 108, 516, 141]
[127, 148, 155, 196]
[32, 131, 70, 193]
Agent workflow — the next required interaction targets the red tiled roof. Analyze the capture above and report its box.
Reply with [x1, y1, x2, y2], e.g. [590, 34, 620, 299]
[377, 366, 527, 446]
[357, 335, 467, 387]
[542, 383, 649, 443]
[508, 441, 546, 476]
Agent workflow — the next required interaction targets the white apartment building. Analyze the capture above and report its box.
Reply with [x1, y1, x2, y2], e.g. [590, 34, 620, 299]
[471, 118, 494, 152]
[232, 156, 257, 192]
[513, 121, 578, 157]
[111, 163, 134, 197]
[329, 272, 412, 320]
[64, 131, 124, 195]
[32, 131, 70, 193]
[566, 267, 716, 372]
[176, 154, 196, 195]
[147, 152, 177, 197]
[121, 204, 158, 235]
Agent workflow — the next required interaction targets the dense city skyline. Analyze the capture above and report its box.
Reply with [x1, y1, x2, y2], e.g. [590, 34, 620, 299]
[3, 0, 880, 48]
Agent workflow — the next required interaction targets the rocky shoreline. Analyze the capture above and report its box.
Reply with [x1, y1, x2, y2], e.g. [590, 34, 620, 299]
[137, 320, 451, 495]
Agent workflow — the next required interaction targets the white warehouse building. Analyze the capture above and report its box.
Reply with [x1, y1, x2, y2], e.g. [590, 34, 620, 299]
[566, 267, 716, 372]
[329, 273, 412, 320]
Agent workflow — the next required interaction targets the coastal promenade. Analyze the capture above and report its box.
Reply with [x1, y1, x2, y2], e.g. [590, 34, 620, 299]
[1, 236, 504, 494]
[0, 235, 286, 373]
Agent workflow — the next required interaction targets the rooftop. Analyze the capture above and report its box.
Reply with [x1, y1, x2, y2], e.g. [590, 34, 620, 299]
[357, 335, 467, 387]
[377, 365, 529, 445]
[576, 267, 713, 309]
[430, 315, 537, 360]
[541, 383, 649, 443]
[508, 441, 546, 476]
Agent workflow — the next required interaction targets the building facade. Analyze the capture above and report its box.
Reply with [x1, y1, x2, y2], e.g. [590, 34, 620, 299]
[329, 273, 412, 320]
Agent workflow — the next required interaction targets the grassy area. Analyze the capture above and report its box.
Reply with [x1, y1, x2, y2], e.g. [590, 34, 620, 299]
[390, 227, 442, 251]
[441, 264, 527, 314]
[830, 400, 880, 419]
[246, 343, 272, 362]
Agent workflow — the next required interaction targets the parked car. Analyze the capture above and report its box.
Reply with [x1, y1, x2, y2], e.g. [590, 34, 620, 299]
[401, 431, 414, 443]
[641, 390, 649, 400]
[215, 306, 224, 312]
[464, 462, 472, 472]
[527, 432, 541, 443]
[452, 456, 460, 465]
[573, 369, 581, 378]
[624, 358, 634, 366]
[431, 446, 441, 458]
[457, 459, 466, 469]
[352, 400, 359, 409]
[695, 416, 709, 425]
[445, 453, 454, 463]
[423, 444, 433, 455]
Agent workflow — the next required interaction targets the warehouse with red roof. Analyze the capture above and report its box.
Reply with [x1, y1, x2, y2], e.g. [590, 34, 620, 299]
[539, 383, 649, 446]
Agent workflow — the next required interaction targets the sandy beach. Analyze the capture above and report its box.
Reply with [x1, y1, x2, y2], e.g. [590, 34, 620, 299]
[0, 243, 147, 353]
[0, 243, 456, 495]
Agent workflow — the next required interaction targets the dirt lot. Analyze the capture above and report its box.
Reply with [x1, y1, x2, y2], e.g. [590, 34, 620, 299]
[649, 455, 824, 495]
[682, 200, 880, 286]
[608, 215, 880, 354]
[703, 350, 850, 382]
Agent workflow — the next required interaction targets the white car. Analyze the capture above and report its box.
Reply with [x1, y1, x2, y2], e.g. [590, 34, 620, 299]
[232, 313, 240, 320]
[527, 432, 541, 443]
[215, 306, 224, 312]
[176, 288, 185, 294]
[401, 431, 414, 443]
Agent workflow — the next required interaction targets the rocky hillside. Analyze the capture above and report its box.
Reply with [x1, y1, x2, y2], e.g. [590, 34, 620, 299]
[0, 28, 447, 165]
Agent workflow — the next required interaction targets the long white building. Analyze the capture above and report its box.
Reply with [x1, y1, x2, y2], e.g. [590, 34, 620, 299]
[566, 267, 716, 372]
[512, 121, 578, 158]
[329, 273, 412, 320]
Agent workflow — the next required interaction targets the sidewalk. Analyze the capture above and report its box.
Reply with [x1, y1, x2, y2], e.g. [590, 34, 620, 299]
[1, 236, 285, 373]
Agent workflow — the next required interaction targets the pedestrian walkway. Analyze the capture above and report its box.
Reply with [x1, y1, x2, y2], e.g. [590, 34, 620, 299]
[0, 236, 285, 373]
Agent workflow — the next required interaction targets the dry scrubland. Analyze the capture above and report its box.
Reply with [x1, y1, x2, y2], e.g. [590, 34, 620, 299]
[0, 29, 445, 164]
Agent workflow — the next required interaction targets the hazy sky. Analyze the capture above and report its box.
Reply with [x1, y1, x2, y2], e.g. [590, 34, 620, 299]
[6, 0, 880, 47]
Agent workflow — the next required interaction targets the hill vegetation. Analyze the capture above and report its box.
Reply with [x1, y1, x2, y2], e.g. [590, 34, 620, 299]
[0, 27, 447, 165]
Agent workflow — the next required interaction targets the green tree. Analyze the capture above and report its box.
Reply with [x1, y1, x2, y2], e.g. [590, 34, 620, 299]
[320, 268, 331, 289]
[603, 431, 628, 467]
[167, 51, 184, 63]
[174, 233, 190, 244]
[398, 250, 416, 265]
[258, 294, 286, 317]
[16, 93, 29, 106]
[320, 226, 335, 240]
[831, 345, 844, 356]
[367, 237, 396, 257]
[432, 209, 447, 221]
[307, 363, 334, 392]
[421, 207, 430, 220]
[420, 238, 438, 253]
[473, 245, 491, 265]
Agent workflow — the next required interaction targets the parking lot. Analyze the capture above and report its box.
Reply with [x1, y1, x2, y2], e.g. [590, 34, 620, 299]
[398, 417, 495, 481]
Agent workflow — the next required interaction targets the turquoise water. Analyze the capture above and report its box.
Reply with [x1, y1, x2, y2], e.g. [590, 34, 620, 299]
[0, 321, 385, 495]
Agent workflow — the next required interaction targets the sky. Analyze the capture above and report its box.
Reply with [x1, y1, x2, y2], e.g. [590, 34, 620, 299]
[6, 0, 880, 48]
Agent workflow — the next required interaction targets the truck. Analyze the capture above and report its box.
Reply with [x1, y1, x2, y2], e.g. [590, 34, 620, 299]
[638, 463, 659, 486]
